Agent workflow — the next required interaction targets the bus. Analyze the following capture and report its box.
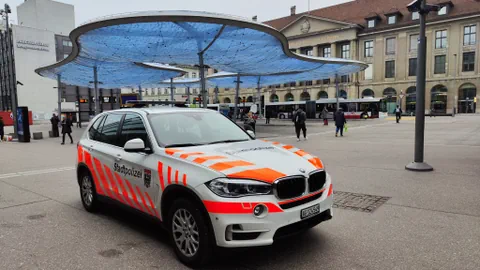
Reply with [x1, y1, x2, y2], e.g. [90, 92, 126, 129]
[206, 102, 257, 119]
[265, 97, 384, 120]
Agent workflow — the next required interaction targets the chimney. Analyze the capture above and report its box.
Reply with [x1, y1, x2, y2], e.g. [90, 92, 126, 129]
[252, 15, 257, 22]
[291, 6, 296, 16]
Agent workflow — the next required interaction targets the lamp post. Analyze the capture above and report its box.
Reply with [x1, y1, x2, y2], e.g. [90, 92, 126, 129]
[405, 0, 439, 172]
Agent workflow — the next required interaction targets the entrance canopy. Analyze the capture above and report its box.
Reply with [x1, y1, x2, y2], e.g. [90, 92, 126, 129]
[36, 10, 367, 88]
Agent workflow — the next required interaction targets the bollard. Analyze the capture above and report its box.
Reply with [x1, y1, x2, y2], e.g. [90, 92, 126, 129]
[33, 132, 43, 140]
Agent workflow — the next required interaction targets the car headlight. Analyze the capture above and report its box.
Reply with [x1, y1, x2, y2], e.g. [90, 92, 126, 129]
[206, 178, 272, 198]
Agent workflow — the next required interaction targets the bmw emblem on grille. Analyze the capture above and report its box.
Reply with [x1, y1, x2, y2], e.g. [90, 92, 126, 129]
[299, 168, 306, 173]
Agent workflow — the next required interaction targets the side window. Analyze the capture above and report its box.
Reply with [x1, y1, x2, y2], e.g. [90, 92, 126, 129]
[119, 114, 150, 148]
[88, 115, 105, 141]
[97, 114, 124, 146]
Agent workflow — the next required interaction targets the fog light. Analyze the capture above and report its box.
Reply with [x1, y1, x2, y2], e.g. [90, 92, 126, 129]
[253, 204, 267, 217]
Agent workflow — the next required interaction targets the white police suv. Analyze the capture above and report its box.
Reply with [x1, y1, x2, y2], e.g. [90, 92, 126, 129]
[76, 107, 333, 267]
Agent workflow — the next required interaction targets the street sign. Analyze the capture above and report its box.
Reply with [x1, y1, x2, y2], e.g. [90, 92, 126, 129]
[399, 94, 405, 99]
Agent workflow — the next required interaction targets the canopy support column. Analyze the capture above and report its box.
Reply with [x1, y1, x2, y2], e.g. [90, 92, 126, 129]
[138, 85, 143, 101]
[57, 74, 62, 119]
[93, 66, 100, 115]
[234, 74, 242, 121]
[186, 86, 190, 104]
[198, 52, 207, 108]
[335, 74, 340, 111]
[214, 86, 219, 104]
[170, 78, 175, 106]
[256, 77, 262, 118]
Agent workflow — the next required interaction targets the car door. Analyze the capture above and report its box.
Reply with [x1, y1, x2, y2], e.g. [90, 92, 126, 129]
[115, 112, 160, 218]
[87, 112, 125, 202]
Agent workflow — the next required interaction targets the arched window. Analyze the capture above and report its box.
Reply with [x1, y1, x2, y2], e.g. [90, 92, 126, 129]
[430, 85, 448, 114]
[285, 93, 294, 101]
[336, 90, 347, 99]
[270, 94, 279, 103]
[247, 96, 253, 102]
[383, 88, 397, 99]
[317, 91, 328, 99]
[223, 97, 231, 103]
[458, 83, 477, 113]
[300, 92, 311, 101]
[406, 86, 416, 114]
[362, 89, 375, 98]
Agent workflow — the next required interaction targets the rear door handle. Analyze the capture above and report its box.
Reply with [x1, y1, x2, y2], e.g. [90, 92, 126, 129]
[115, 155, 122, 162]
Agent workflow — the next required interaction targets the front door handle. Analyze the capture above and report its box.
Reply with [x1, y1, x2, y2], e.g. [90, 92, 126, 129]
[115, 155, 122, 162]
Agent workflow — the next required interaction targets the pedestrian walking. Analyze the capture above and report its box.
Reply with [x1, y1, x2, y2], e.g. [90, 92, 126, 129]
[50, 113, 60, 137]
[265, 109, 271, 124]
[0, 116, 4, 142]
[293, 108, 307, 141]
[61, 114, 74, 145]
[334, 108, 347, 137]
[394, 105, 402, 123]
[321, 107, 329, 125]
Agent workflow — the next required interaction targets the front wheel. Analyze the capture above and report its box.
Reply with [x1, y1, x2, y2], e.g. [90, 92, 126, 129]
[79, 171, 100, 212]
[168, 198, 213, 268]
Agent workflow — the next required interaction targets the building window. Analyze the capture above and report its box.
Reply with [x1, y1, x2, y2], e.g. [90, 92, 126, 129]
[463, 52, 475, 72]
[464, 25, 477, 46]
[435, 30, 447, 49]
[409, 58, 417, 76]
[386, 38, 396, 55]
[412, 11, 420, 20]
[364, 64, 373, 80]
[434, 55, 446, 74]
[387, 16, 396, 25]
[341, 44, 350, 59]
[364, 40, 374, 57]
[62, 40, 72, 47]
[192, 73, 197, 78]
[322, 47, 331, 58]
[438, 6, 447, 16]
[63, 53, 69, 59]
[385, 60, 395, 78]
[340, 75, 349, 83]
[367, 19, 375, 28]
[301, 47, 313, 56]
[306, 80, 313, 86]
[409, 34, 419, 52]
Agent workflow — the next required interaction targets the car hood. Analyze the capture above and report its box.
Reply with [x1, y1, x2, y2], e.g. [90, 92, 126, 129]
[165, 140, 324, 184]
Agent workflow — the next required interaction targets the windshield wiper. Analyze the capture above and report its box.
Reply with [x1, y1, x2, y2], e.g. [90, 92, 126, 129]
[164, 143, 204, 148]
[206, 139, 249, 145]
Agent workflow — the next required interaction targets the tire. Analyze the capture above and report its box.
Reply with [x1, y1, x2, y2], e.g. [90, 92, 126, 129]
[79, 170, 100, 212]
[279, 114, 285, 119]
[168, 198, 213, 268]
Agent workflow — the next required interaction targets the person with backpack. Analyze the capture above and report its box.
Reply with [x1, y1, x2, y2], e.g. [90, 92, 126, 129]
[394, 105, 403, 123]
[293, 108, 307, 141]
[333, 108, 347, 137]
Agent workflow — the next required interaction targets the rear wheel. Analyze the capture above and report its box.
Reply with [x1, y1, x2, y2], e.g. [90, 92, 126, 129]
[79, 171, 99, 212]
[168, 198, 213, 268]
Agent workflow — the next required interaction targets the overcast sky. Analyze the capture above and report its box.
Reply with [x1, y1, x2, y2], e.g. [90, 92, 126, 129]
[6, 0, 352, 25]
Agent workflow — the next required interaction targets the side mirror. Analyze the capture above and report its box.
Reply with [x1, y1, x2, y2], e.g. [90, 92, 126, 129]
[124, 138, 146, 153]
[247, 130, 256, 138]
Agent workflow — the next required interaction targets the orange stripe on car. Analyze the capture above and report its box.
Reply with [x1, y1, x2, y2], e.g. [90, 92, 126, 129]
[158, 162, 165, 191]
[167, 166, 172, 185]
[227, 168, 286, 184]
[165, 149, 182, 155]
[103, 165, 125, 203]
[175, 170, 179, 184]
[282, 145, 294, 150]
[113, 172, 134, 207]
[278, 188, 326, 205]
[308, 157, 324, 169]
[182, 174, 187, 186]
[327, 184, 333, 197]
[193, 156, 227, 164]
[93, 158, 113, 198]
[179, 152, 204, 159]
[272, 142, 280, 145]
[203, 201, 283, 214]
[124, 179, 145, 212]
[136, 186, 153, 216]
[294, 150, 308, 157]
[83, 151, 104, 195]
[144, 192, 160, 219]
[209, 160, 255, 171]
[77, 146, 84, 163]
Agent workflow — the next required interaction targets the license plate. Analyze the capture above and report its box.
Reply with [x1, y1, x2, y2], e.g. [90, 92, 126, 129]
[301, 204, 320, 219]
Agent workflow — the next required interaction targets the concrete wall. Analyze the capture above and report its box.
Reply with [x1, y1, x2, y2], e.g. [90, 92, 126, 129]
[12, 25, 57, 120]
[17, 0, 75, 36]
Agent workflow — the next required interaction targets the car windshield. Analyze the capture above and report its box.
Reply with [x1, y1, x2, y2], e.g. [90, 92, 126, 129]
[148, 111, 251, 147]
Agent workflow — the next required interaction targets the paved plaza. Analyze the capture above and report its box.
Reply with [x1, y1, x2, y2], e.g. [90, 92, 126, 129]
[0, 115, 479, 270]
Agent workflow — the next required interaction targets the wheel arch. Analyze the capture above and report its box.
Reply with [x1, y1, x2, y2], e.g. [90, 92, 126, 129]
[77, 163, 91, 186]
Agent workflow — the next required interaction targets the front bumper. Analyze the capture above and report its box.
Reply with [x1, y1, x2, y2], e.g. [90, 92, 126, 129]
[196, 178, 334, 248]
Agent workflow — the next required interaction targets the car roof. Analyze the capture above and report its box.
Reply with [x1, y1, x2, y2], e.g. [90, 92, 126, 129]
[106, 107, 216, 116]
